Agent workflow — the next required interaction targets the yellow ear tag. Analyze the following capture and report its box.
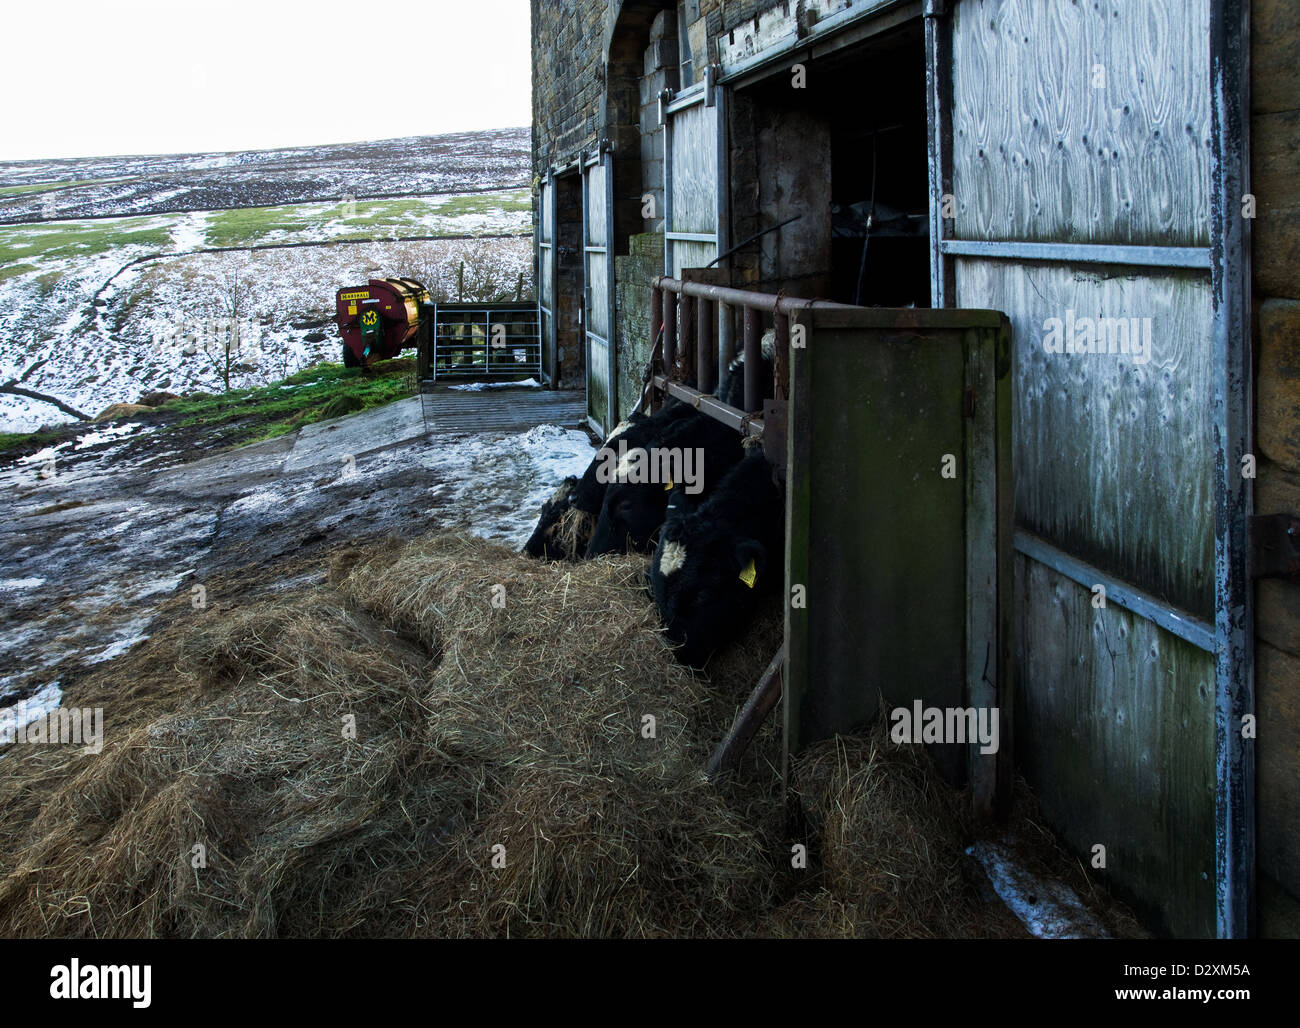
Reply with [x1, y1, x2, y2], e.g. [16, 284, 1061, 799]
[739, 558, 757, 589]
[664, 479, 674, 491]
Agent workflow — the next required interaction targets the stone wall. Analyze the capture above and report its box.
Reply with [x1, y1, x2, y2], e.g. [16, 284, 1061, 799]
[614, 232, 665, 419]
[1251, 0, 1300, 938]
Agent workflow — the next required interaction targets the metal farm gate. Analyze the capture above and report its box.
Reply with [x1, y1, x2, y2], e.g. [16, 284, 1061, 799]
[583, 148, 617, 436]
[927, 0, 1252, 937]
[428, 303, 541, 381]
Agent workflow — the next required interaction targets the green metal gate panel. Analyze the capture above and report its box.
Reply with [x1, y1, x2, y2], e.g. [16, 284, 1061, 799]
[784, 307, 1013, 817]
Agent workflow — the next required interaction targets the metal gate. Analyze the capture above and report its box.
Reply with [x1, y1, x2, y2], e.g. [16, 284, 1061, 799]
[537, 174, 556, 385]
[928, 0, 1250, 937]
[429, 303, 541, 381]
[582, 148, 616, 435]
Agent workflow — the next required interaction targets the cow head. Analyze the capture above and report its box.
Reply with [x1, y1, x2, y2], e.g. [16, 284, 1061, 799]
[651, 514, 774, 668]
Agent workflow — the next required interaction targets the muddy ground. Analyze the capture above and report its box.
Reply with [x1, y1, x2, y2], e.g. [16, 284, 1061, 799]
[0, 395, 595, 711]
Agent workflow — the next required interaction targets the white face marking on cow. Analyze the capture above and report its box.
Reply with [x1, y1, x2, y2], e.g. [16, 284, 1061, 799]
[659, 540, 687, 577]
[615, 447, 646, 481]
[606, 420, 631, 442]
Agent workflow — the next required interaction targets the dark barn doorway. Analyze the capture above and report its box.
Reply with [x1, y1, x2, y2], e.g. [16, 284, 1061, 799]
[552, 170, 585, 389]
[729, 20, 930, 308]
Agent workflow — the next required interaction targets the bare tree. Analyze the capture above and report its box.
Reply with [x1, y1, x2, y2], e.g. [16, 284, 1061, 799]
[199, 262, 254, 392]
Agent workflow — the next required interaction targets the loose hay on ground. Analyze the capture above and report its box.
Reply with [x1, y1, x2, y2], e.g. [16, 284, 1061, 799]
[0, 532, 1139, 939]
[0, 534, 778, 938]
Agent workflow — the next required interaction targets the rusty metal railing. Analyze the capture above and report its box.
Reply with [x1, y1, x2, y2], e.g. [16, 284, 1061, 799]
[647, 276, 855, 453]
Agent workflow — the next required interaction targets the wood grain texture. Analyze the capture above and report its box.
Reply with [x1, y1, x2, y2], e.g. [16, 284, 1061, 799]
[669, 100, 718, 236]
[956, 257, 1214, 618]
[1016, 554, 1216, 938]
[950, 0, 1211, 246]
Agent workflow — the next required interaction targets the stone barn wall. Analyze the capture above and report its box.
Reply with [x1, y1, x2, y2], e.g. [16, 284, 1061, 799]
[1250, 0, 1300, 939]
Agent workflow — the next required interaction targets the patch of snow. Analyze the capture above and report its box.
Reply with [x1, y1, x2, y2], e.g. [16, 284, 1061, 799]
[447, 377, 542, 391]
[73, 421, 143, 450]
[0, 577, 44, 590]
[966, 840, 1110, 939]
[0, 681, 63, 745]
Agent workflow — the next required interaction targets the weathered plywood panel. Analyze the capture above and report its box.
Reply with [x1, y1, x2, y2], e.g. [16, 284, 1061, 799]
[1016, 554, 1215, 937]
[669, 101, 718, 237]
[671, 240, 717, 279]
[585, 161, 608, 247]
[586, 253, 609, 339]
[956, 258, 1214, 617]
[951, 0, 1211, 247]
[587, 336, 609, 426]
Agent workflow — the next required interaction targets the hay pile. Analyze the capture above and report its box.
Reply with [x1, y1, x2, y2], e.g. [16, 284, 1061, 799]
[0, 532, 1136, 938]
[769, 729, 1023, 938]
[0, 535, 778, 938]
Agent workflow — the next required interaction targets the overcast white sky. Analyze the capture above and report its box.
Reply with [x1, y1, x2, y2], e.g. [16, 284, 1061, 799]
[0, 0, 532, 162]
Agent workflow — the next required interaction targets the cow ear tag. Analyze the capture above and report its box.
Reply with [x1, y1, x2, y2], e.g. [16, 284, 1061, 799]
[739, 558, 758, 589]
[664, 479, 674, 491]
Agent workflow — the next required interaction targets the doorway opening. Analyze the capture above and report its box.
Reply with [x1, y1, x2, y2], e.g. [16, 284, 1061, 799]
[728, 19, 931, 307]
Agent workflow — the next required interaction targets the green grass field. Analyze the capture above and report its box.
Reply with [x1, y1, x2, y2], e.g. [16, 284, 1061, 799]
[0, 218, 171, 266]
[166, 357, 417, 444]
[0, 358, 418, 458]
[204, 189, 530, 247]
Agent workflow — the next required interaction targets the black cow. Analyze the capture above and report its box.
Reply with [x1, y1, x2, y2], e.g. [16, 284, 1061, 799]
[650, 449, 784, 667]
[715, 328, 775, 410]
[585, 409, 744, 557]
[523, 401, 693, 560]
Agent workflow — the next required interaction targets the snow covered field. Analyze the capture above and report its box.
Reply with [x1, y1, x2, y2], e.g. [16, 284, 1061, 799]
[0, 128, 529, 223]
[0, 129, 535, 432]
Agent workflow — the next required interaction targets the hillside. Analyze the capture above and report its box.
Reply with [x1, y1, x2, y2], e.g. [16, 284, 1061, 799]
[0, 128, 533, 432]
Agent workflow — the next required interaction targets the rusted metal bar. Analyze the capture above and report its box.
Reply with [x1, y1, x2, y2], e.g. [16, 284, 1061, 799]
[743, 305, 761, 413]
[651, 375, 764, 439]
[648, 287, 664, 412]
[679, 293, 696, 386]
[655, 275, 855, 316]
[719, 302, 736, 370]
[706, 649, 784, 780]
[663, 289, 677, 382]
[697, 297, 715, 395]
[773, 312, 790, 402]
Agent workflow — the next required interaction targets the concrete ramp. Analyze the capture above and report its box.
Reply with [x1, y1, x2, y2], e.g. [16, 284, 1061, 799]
[420, 386, 587, 435]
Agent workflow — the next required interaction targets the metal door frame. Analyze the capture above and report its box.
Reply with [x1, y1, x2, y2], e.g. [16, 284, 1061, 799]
[582, 145, 617, 437]
[537, 171, 557, 386]
[924, 0, 1254, 937]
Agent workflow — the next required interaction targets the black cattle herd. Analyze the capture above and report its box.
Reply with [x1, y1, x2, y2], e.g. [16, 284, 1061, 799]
[523, 352, 784, 667]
